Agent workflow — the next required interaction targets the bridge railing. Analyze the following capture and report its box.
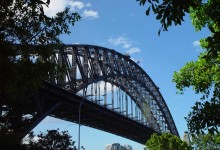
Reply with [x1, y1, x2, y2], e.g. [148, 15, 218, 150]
[75, 92, 161, 133]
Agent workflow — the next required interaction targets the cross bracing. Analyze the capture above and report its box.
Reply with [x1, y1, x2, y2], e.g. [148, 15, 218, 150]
[48, 44, 179, 137]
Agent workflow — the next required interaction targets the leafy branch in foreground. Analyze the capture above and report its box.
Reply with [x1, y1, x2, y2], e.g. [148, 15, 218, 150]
[0, 0, 80, 141]
[137, 0, 220, 134]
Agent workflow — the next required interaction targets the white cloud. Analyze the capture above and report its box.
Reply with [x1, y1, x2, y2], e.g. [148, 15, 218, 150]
[108, 36, 141, 55]
[193, 40, 203, 52]
[193, 40, 200, 47]
[127, 47, 141, 54]
[82, 10, 99, 19]
[77, 81, 112, 96]
[108, 37, 132, 48]
[43, 0, 67, 17]
[68, 1, 85, 10]
[43, 0, 98, 19]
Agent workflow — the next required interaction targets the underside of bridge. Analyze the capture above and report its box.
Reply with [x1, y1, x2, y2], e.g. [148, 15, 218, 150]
[41, 82, 155, 145]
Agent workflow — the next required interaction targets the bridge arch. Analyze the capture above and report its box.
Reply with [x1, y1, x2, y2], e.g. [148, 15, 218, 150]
[49, 44, 179, 137]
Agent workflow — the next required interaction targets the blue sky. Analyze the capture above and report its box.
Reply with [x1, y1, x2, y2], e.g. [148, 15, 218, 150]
[34, 0, 210, 149]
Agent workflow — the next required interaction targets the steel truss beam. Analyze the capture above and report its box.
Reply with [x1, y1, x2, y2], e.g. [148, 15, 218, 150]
[48, 44, 179, 137]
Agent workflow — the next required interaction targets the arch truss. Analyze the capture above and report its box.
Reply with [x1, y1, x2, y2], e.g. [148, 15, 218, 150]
[48, 44, 179, 137]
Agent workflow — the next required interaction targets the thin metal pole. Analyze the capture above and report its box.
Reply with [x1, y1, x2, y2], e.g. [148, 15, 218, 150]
[78, 100, 82, 150]
[78, 88, 87, 150]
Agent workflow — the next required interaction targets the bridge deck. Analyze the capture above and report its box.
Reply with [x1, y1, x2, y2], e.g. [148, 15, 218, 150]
[41, 82, 156, 144]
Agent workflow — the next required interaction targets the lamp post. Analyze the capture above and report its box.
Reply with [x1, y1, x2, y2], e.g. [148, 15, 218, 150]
[78, 88, 93, 150]
[78, 88, 106, 150]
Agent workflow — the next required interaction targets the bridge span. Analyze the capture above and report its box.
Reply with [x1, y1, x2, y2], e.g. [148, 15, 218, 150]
[23, 44, 179, 144]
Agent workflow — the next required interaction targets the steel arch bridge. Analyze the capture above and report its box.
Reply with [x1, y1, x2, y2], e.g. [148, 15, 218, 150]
[24, 44, 179, 144]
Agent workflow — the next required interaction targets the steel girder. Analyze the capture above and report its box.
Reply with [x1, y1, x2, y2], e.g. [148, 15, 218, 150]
[48, 44, 179, 137]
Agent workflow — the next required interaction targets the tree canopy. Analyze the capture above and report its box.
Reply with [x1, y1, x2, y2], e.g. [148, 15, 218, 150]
[137, 0, 220, 134]
[24, 129, 76, 150]
[191, 132, 220, 150]
[173, 53, 220, 134]
[0, 0, 80, 141]
[0, 129, 76, 150]
[146, 133, 192, 150]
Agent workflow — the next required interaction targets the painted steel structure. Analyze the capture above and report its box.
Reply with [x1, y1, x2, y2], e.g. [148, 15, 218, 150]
[46, 44, 179, 137]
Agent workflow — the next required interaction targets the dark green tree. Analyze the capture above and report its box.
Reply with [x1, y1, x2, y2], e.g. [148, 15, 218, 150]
[137, 0, 220, 134]
[0, 0, 80, 143]
[0, 129, 76, 150]
[146, 133, 192, 150]
[0, 129, 27, 150]
[24, 129, 76, 150]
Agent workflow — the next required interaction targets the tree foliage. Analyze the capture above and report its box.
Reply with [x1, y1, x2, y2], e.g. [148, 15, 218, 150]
[173, 53, 220, 134]
[24, 129, 76, 150]
[0, 129, 26, 150]
[137, 0, 220, 134]
[191, 132, 220, 150]
[0, 0, 80, 139]
[0, 129, 76, 150]
[146, 133, 192, 150]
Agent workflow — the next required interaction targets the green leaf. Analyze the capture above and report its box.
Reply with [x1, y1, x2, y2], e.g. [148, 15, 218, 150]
[156, 14, 162, 20]
[146, 7, 151, 16]
[152, 4, 156, 12]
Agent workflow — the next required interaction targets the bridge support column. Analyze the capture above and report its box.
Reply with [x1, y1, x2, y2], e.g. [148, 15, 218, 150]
[104, 81, 107, 106]
[19, 100, 62, 140]
[111, 83, 114, 110]
[71, 46, 77, 92]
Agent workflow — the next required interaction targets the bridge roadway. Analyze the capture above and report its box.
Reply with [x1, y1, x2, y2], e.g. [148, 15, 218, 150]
[40, 82, 157, 145]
